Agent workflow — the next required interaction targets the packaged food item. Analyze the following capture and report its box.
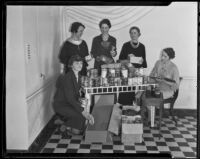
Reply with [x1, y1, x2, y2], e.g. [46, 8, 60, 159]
[101, 68, 107, 78]
[121, 67, 128, 78]
[109, 68, 115, 78]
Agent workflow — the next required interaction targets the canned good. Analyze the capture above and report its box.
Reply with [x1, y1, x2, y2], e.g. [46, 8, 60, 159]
[109, 77, 115, 86]
[114, 77, 121, 86]
[109, 68, 115, 78]
[121, 67, 128, 78]
[88, 78, 94, 87]
[80, 76, 85, 86]
[89, 69, 98, 78]
[128, 78, 133, 86]
[121, 78, 128, 85]
[115, 68, 121, 77]
[83, 77, 89, 87]
[101, 68, 107, 78]
[102, 78, 108, 87]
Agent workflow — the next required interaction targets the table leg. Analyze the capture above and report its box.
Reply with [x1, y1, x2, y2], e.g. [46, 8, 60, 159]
[159, 102, 163, 139]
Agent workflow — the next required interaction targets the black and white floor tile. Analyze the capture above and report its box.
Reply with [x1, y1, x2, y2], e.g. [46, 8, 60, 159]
[40, 115, 197, 158]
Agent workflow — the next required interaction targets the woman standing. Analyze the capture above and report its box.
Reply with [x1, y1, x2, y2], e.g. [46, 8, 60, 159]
[53, 55, 94, 135]
[91, 19, 117, 75]
[59, 22, 91, 76]
[118, 26, 147, 105]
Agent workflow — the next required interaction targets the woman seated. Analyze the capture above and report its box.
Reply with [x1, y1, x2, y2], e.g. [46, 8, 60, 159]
[150, 47, 180, 99]
[53, 55, 94, 135]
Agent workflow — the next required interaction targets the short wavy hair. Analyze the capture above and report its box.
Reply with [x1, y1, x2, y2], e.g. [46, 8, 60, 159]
[70, 22, 85, 33]
[163, 48, 175, 59]
[68, 55, 83, 68]
[99, 19, 111, 28]
[129, 26, 141, 36]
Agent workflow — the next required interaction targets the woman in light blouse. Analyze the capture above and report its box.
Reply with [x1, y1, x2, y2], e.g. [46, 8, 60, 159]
[150, 47, 180, 99]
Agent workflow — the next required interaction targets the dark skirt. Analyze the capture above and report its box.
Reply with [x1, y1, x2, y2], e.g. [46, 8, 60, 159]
[118, 92, 135, 105]
[53, 102, 86, 131]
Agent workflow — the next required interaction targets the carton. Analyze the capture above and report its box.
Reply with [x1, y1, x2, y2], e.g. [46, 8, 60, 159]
[121, 106, 143, 143]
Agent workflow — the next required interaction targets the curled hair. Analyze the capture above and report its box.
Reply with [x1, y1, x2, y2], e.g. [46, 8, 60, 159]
[68, 55, 83, 68]
[99, 19, 111, 28]
[70, 22, 85, 33]
[129, 26, 141, 36]
[163, 48, 175, 59]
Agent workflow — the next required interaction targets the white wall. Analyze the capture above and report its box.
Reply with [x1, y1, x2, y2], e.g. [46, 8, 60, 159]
[6, 6, 62, 150]
[63, 2, 197, 109]
[6, 6, 29, 150]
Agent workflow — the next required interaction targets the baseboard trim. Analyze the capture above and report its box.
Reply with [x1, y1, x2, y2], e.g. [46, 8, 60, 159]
[6, 114, 57, 154]
[28, 114, 57, 153]
[163, 108, 197, 118]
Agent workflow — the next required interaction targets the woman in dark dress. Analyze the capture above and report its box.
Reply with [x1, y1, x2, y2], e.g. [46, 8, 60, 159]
[91, 19, 117, 75]
[118, 26, 147, 105]
[59, 22, 91, 76]
[53, 55, 94, 135]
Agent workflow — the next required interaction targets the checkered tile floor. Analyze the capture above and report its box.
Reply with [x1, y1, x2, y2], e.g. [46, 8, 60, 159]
[41, 116, 197, 158]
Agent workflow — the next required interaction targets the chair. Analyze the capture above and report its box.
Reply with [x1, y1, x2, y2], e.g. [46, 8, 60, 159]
[163, 77, 183, 125]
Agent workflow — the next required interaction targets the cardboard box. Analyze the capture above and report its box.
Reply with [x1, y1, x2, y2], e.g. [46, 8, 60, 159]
[85, 104, 113, 143]
[121, 121, 143, 143]
[130, 56, 142, 64]
[122, 133, 143, 143]
[121, 106, 143, 143]
[108, 103, 122, 135]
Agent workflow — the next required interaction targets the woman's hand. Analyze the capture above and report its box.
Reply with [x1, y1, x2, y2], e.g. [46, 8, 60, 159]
[82, 110, 95, 125]
[85, 55, 93, 62]
[110, 46, 117, 57]
[139, 57, 143, 64]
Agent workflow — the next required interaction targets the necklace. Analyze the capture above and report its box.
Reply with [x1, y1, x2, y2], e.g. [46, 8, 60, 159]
[130, 41, 140, 48]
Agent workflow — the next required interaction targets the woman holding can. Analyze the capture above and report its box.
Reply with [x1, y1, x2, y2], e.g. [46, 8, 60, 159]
[91, 19, 117, 75]
[53, 55, 94, 135]
[118, 26, 147, 105]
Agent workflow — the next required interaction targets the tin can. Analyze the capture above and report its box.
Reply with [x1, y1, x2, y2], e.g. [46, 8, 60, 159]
[88, 78, 94, 87]
[102, 78, 108, 87]
[109, 77, 115, 86]
[115, 68, 121, 77]
[90, 69, 98, 78]
[121, 78, 128, 85]
[109, 68, 115, 78]
[128, 78, 133, 86]
[121, 67, 128, 78]
[114, 78, 121, 86]
[80, 76, 85, 86]
[101, 68, 107, 78]
[83, 77, 89, 87]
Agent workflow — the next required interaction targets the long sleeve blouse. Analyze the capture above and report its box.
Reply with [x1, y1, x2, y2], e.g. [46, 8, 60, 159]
[119, 41, 147, 68]
[150, 60, 180, 99]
